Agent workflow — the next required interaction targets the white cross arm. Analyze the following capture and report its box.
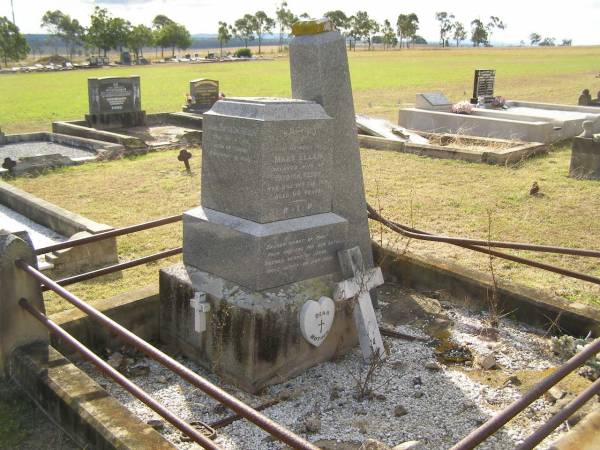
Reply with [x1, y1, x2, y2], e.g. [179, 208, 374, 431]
[333, 267, 384, 301]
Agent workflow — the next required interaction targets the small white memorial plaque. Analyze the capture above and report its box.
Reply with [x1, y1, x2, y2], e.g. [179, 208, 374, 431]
[300, 296, 335, 347]
[190, 292, 211, 334]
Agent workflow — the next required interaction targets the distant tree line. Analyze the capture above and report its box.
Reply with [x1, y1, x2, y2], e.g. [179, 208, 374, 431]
[529, 33, 572, 47]
[0, 3, 579, 68]
[38, 8, 192, 61]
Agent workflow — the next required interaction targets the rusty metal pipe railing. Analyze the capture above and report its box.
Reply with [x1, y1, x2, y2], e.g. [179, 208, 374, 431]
[19, 298, 221, 450]
[43, 247, 182, 291]
[35, 214, 183, 255]
[367, 205, 600, 286]
[516, 376, 600, 450]
[16, 260, 318, 450]
[450, 337, 600, 450]
[367, 204, 600, 258]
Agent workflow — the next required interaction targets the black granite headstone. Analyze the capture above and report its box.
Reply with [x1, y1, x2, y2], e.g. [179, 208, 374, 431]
[86, 76, 146, 129]
[471, 69, 496, 105]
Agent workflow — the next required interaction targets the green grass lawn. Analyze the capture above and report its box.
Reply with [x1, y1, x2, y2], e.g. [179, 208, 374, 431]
[1, 46, 600, 132]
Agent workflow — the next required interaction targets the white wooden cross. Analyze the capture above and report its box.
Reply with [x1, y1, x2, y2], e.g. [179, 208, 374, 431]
[190, 292, 211, 334]
[334, 247, 386, 362]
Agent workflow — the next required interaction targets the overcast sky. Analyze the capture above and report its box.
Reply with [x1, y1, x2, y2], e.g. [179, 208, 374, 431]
[2, 0, 599, 44]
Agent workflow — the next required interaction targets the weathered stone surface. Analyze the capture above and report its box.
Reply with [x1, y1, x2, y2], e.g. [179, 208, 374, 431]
[201, 97, 333, 223]
[290, 30, 374, 268]
[569, 135, 600, 180]
[11, 343, 174, 449]
[159, 263, 358, 393]
[183, 206, 348, 291]
[0, 232, 47, 377]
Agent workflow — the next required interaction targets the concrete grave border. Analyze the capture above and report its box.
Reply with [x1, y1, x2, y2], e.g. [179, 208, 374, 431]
[0, 132, 123, 176]
[358, 133, 548, 165]
[0, 181, 118, 274]
[53, 112, 204, 150]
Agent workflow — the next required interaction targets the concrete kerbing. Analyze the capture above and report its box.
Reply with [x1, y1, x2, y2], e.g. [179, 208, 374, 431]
[0, 181, 112, 236]
[50, 284, 160, 354]
[550, 406, 600, 449]
[0, 181, 119, 275]
[373, 243, 600, 337]
[358, 134, 547, 165]
[10, 343, 175, 450]
[53, 111, 204, 149]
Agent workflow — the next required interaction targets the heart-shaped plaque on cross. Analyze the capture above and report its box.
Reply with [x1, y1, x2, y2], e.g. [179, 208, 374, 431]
[300, 296, 335, 347]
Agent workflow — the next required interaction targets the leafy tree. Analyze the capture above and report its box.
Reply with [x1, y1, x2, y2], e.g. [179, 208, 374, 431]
[529, 32, 542, 46]
[352, 11, 379, 50]
[253, 11, 275, 54]
[41, 10, 84, 59]
[152, 15, 174, 29]
[87, 7, 116, 57]
[0, 16, 29, 67]
[127, 24, 153, 60]
[324, 10, 349, 31]
[234, 14, 256, 48]
[325, 10, 352, 49]
[453, 22, 467, 47]
[470, 19, 489, 47]
[381, 19, 396, 50]
[413, 35, 427, 45]
[276, 2, 296, 51]
[156, 22, 191, 57]
[539, 37, 556, 47]
[217, 21, 233, 57]
[561, 38, 572, 46]
[152, 14, 174, 58]
[396, 13, 419, 48]
[486, 16, 505, 44]
[111, 17, 132, 53]
[435, 12, 454, 47]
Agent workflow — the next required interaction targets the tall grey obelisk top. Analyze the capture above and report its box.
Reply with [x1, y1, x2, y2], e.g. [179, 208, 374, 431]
[289, 20, 374, 268]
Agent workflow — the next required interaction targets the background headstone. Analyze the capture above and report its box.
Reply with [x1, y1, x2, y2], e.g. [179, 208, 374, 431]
[471, 69, 496, 105]
[569, 121, 600, 180]
[183, 79, 219, 113]
[86, 76, 146, 130]
[415, 92, 453, 111]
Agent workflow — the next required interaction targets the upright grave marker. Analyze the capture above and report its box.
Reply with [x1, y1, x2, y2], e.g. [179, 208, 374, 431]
[160, 19, 385, 392]
[471, 69, 496, 105]
[183, 79, 219, 113]
[86, 76, 146, 130]
[289, 19, 374, 269]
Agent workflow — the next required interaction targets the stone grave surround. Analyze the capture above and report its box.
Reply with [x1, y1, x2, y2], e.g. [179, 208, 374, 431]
[160, 24, 383, 393]
[85, 76, 146, 130]
[183, 79, 219, 114]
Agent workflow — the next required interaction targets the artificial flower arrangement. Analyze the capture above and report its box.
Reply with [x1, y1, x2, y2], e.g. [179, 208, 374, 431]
[451, 101, 474, 115]
[491, 96, 506, 108]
